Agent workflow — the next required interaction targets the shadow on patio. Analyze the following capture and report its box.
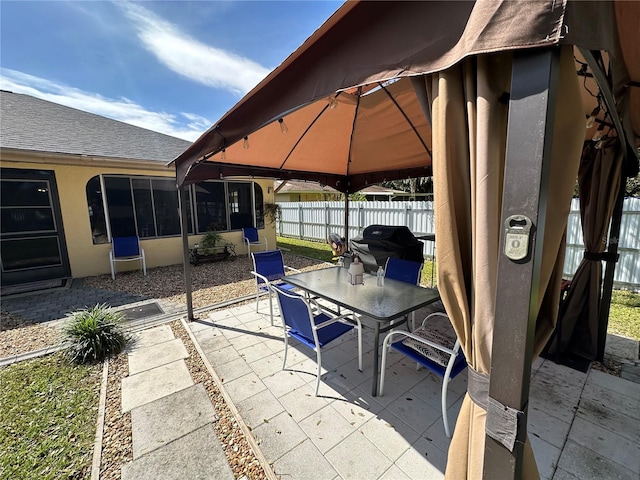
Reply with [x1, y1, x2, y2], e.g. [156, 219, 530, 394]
[188, 299, 639, 480]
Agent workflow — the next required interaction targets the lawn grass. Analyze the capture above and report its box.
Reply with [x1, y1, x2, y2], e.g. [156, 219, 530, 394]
[277, 236, 335, 263]
[608, 289, 640, 341]
[277, 236, 638, 340]
[0, 352, 101, 479]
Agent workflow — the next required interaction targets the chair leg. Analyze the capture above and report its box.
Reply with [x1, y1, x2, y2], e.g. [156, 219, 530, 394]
[255, 288, 260, 313]
[357, 325, 363, 372]
[314, 349, 322, 396]
[442, 379, 451, 438]
[379, 337, 390, 396]
[268, 291, 274, 326]
[141, 256, 147, 277]
[109, 254, 116, 280]
[441, 350, 458, 438]
[282, 336, 289, 371]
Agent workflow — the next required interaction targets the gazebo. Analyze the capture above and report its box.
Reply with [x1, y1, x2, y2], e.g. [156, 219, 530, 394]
[171, 2, 639, 478]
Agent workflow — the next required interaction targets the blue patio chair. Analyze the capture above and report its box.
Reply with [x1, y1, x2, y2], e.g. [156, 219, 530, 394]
[379, 312, 467, 437]
[384, 257, 423, 330]
[251, 250, 301, 325]
[109, 236, 146, 280]
[272, 284, 363, 396]
[242, 227, 268, 257]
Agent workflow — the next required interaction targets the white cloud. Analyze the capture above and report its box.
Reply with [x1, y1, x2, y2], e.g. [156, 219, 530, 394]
[117, 2, 270, 95]
[0, 69, 206, 141]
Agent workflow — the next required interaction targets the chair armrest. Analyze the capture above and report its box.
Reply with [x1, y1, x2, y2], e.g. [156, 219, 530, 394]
[421, 312, 449, 328]
[284, 265, 301, 274]
[250, 270, 271, 285]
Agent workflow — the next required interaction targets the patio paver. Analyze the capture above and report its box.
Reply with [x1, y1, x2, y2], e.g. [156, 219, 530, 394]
[185, 300, 639, 480]
[121, 360, 193, 413]
[130, 383, 216, 458]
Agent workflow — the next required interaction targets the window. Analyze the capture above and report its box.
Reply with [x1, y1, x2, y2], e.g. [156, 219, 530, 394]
[104, 177, 136, 237]
[195, 182, 227, 232]
[1, 179, 55, 234]
[133, 178, 155, 237]
[255, 183, 265, 229]
[86, 177, 108, 243]
[152, 179, 181, 236]
[85, 175, 265, 244]
[228, 182, 254, 230]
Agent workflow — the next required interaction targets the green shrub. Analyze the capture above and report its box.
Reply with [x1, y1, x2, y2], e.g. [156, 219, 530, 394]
[63, 304, 129, 363]
[199, 228, 223, 249]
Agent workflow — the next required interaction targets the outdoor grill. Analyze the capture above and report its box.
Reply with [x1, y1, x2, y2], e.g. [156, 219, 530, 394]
[349, 225, 424, 273]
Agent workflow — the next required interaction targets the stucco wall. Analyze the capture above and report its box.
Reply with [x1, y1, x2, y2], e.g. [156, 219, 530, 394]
[1, 154, 275, 279]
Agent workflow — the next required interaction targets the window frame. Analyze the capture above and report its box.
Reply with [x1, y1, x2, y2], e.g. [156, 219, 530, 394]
[86, 174, 265, 244]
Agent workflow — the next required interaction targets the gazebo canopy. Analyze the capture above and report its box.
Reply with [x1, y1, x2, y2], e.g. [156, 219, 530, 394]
[172, 0, 639, 190]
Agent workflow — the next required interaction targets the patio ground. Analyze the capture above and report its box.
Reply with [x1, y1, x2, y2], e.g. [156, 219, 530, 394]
[1, 253, 638, 479]
[182, 299, 639, 480]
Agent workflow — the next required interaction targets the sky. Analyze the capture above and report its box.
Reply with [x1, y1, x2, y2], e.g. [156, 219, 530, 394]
[0, 1, 343, 141]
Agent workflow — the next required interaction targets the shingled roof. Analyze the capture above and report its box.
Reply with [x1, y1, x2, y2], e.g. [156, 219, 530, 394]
[0, 90, 192, 163]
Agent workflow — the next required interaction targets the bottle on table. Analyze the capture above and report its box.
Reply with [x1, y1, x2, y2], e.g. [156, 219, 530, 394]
[377, 266, 384, 287]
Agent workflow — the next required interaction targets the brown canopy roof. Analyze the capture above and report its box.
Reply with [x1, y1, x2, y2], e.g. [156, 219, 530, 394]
[172, 0, 639, 189]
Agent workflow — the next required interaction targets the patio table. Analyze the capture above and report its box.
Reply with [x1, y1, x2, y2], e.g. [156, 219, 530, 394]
[284, 266, 440, 396]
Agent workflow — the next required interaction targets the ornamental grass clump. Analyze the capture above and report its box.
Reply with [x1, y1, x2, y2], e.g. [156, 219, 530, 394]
[63, 304, 130, 363]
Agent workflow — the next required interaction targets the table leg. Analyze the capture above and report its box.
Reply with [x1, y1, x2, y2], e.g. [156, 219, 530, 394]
[371, 323, 381, 396]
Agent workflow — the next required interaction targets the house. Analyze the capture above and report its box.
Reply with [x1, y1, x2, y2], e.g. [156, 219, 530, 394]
[274, 180, 341, 202]
[0, 90, 275, 288]
[274, 179, 414, 202]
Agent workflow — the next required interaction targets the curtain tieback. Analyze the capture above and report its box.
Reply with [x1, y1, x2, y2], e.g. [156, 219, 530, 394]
[584, 251, 618, 262]
[468, 366, 525, 452]
[467, 367, 489, 410]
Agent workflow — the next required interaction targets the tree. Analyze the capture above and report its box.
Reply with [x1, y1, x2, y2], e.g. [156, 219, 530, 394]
[626, 173, 640, 197]
[340, 192, 367, 201]
[381, 177, 433, 198]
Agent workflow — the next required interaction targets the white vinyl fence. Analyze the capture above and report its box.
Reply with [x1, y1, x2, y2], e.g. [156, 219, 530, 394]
[277, 198, 640, 291]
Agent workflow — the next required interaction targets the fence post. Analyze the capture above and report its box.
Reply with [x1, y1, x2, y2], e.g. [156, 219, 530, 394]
[298, 203, 303, 239]
[325, 203, 330, 241]
[405, 203, 413, 231]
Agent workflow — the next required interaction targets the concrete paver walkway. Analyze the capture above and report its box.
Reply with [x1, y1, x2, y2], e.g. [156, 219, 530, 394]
[120, 324, 234, 480]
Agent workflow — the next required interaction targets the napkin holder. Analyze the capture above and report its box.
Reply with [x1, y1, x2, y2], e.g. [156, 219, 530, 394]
[347, 256, 364, 285]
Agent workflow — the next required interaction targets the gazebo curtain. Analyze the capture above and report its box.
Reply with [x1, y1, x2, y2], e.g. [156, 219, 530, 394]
[429, 46, 584, 478]
[550, 138, 623, 361]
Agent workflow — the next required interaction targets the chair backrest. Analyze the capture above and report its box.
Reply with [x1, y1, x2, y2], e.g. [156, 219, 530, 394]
[243, 227, 259, 243]
[252, 250, 286, 284]
[272, 285, 315, 340]
[112, 236, 141, 258]
[384, 257, 422, 285]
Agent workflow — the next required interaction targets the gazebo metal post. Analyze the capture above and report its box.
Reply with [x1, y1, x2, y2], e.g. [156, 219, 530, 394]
[179, 184, 194, 320]
[579, 49, 633, 363]
[344, 194, 350, 246]
[483, 47, 560, 479]
[597, 174, 625, 360]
